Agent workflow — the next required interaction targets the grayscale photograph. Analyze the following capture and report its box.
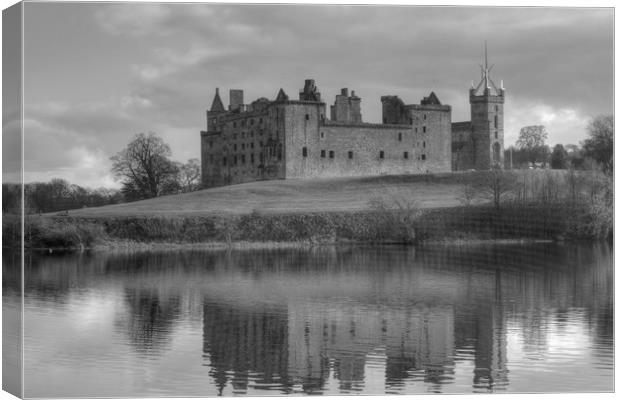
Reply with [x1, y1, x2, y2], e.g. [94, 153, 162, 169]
[2, 1, 614, 398]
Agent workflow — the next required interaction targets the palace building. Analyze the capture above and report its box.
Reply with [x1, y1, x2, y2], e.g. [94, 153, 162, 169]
[200, 58, 505, 188]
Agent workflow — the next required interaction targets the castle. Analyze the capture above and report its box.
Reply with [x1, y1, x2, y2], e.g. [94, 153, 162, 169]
[200, 58, 505, 188]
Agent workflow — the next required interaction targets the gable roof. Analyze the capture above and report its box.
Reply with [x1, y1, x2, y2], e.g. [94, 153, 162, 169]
[421, 91, 441, 105]
[275, 88, 289, 102]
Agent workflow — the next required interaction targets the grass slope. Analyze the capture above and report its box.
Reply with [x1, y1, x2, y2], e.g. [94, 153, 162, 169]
[66, 174, 467, 217]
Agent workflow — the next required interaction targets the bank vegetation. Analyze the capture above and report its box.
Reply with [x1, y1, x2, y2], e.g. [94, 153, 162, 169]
[2, 169, 612, 251]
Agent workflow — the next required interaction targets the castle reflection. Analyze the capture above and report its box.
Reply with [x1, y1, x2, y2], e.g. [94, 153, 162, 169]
[200, 243, 611, 394]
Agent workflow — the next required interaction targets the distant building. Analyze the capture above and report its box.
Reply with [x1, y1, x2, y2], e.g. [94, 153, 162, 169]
[200, 56, 504, 188]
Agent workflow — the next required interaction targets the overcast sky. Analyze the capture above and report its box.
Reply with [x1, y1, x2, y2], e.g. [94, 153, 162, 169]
[6, 3, 614, 188]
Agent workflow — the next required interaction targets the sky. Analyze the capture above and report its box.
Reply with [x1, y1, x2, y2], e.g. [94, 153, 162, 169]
[4, 2, 614, 188]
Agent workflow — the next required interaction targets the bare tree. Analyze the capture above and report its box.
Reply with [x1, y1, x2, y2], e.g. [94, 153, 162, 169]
[474, 169, 517, 210]
[110, 133, 179, 200]
[178, 158, 201, 192]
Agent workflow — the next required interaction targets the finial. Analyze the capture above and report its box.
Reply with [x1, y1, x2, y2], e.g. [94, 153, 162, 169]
[500, 80, 504, 89]
[484, 40, 488, 71]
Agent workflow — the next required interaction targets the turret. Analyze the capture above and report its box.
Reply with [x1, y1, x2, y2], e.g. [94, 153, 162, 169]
[207, 88, 226, 131]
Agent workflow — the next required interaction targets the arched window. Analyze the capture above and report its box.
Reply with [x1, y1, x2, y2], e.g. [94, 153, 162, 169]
[494, 115, 498, 128]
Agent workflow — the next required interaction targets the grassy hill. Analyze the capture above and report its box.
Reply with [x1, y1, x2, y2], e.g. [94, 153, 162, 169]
[66, 173, 469, 217]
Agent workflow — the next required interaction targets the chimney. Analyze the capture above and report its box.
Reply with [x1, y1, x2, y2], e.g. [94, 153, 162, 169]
[229, 89, 244, 111]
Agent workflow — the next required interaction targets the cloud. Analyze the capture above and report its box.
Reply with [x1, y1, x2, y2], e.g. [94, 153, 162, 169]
[504, 97, 591, 147]
[95, 4, 173, 36]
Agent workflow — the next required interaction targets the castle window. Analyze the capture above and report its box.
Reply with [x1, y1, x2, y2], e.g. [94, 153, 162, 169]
[415, 127, 418, 133]
[320, 132, 324, 139]
[421, 154, 426, 161]
[259, 129, 263, 136]
[223, 157, 227, 166]
[251, 154, 255, 164]
[398, 132, 402, 141]
[259, 117, 263, 124]
[321, 150, 326, 158]
[251, 119, 254, 125]
[260, 141, 263, 147]
[233, 144, 237, 151]
[383, 117, 387, 123]
[348, 151, 353, 159]
[305, 114, 310, 120]
[494, 115, 498, 128]
[423, 141, 426, 148]
[241, 154, 246, 164]
[234, 155, 238, 165]
[242, 143, 245, 150]
[495, 105, 499, 112]
[423, 126, 426, 133]
[242, 132, 245, 138]
[329, 150, 335, 159]
[259, 153, 264, 163]
[302, 147, 308, 157]
[379, 151, 384, 159]
[495, 131, 498, 139]
[233, 122, 237, 128]
[424, 114, 427, 120]
[409, 118, 413, 124]
[209, 141, 213, 148]
[251, 132, 254, 138]
[242, 120, 246, 127]
[403, 151, 409, 159]
[251, 142, 254, 149]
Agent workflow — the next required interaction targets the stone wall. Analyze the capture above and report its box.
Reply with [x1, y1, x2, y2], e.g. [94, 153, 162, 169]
[285, 118, 451, 179]
[451, 122, 474, 170]
[201, 109, 273, 187]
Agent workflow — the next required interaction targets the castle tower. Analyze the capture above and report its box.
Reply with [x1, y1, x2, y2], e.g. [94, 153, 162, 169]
[469, 43, 505, 169]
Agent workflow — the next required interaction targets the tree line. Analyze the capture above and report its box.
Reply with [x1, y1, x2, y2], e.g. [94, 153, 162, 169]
[3, 179, 123, 214]
[505, 114, 613, 174]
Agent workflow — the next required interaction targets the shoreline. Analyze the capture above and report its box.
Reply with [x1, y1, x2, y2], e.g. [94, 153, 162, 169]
[19, 236, 560, 254]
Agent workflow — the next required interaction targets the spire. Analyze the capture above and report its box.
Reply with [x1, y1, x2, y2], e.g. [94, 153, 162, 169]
[472, 41, 501, 96]
[210, 88, 225, 112]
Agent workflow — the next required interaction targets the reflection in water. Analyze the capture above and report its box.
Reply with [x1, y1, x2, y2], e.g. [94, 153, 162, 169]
[12, 242, 613, 397]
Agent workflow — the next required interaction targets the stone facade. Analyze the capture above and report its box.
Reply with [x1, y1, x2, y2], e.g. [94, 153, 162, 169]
[201, 72, 504, 187]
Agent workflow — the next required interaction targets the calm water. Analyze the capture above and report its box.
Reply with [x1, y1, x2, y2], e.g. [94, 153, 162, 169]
[3, 242, 614, 397]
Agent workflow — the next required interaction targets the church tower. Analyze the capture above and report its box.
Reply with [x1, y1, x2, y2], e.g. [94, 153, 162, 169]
[469, 43, 505, 169]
